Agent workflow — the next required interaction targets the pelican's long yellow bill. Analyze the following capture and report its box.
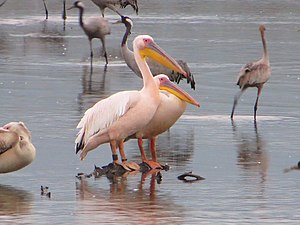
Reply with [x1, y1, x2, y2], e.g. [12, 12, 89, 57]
[140, 41, 187, 77]
[160, 80, 200, 107]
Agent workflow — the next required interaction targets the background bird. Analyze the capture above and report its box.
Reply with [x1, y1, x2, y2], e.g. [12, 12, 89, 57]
[115, 15, 196, 89]
[68, 1, 111, 71]
[0, 122, 36, 173]
[75, 35, 188, 170]
[231, 24, 271, 121]
[90, 0, 138, 17]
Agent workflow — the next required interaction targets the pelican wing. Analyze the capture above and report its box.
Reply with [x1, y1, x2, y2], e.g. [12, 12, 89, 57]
[75, 90, 140, 152]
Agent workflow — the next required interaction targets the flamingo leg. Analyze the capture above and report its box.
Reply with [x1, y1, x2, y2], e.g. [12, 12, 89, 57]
[254, 86, 263, 121]
[43, 0, 48, 20]
[100, 38, 108, 71]
[62, 0, 67, 20]
[89, 39, 93, 72]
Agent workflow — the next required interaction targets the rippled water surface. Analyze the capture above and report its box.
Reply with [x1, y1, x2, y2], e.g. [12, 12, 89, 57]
[1, 0, 300, 224]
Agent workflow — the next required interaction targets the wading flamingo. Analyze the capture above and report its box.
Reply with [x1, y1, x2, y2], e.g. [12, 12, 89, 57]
[231, 24, 271, 121]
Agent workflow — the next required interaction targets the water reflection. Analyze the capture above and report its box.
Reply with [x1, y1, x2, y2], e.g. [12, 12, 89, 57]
[75, 170, 183, 224]
[0, 184, 33, 216]
[22, 20, 67, 57]
[232, 121, 269, 183]
[129, 126, 195, 167]
[157, 126, 194, 166]
[77, 65, 108, 114]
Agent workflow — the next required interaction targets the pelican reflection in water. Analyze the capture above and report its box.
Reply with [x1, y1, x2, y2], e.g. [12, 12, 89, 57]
[0, 184, 33, 216]
[75, 170, 184, 224]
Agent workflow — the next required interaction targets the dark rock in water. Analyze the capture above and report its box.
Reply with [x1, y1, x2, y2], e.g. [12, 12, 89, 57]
[139, 162, 151, 173]
[76, 161, 171, 181]
[102, 163, 128, 179]
[92, 165, 106, 178]
[177, 171, 205, 183]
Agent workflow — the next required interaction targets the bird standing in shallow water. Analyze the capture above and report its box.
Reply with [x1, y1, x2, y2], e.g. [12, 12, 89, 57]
[0, 122, 36, 173]
[231, 24, 271, 121]
[68, 1, 111, 71]
[75, 35, 189, 170]
[90, 0, 138, 17]
[123, 74, 200, 169]
[115, 15, 196, 89]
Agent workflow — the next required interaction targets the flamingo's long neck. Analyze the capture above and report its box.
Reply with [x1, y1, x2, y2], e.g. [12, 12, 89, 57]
[133, 46, 157, 93]
[78, 6, 84, 28]
[261, 30, 269, 63]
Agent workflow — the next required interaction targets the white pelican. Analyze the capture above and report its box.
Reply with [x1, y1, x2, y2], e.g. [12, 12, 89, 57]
[121, 74, 200, 169]
[0, 122, 36, 173]
[68, 1, 111, 71]
[75, 35, 188, 169]
[115, 16, 195, 89]
[90, 0, 138, 17]
[231, 24, 271, 121]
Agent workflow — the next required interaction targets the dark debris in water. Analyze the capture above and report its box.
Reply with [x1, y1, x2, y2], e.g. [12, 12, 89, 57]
[76, 162, 204, 184]
[76, 162, 170, 180]
[41, 185, 51, 198]
[283, 161, 300, 173]
[177, 171, 205, 183]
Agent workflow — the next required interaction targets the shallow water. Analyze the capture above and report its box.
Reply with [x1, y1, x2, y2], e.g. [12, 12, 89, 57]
[1, 0, 300, 224]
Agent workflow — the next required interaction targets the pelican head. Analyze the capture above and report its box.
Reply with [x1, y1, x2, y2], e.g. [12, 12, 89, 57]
[2, 122, 32, 142]
[155, 74, 200, 107]
[133, 35, 187, 77]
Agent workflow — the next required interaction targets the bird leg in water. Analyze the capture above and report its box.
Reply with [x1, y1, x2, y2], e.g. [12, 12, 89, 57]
[62, 0, 67, 21]
[138, 138, 163, 170]
[89, 40, 94, 72]
[100, 39, 108, 70]
[254, 85, 263, 121]
[231, 89, 245, 119]
[110, 140, 119, 164]
[118, 141, 140, 171]
[43, 0, 48, 20]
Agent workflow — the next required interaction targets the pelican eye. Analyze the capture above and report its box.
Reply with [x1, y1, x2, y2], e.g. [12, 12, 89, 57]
[143, 38, 151, 44]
